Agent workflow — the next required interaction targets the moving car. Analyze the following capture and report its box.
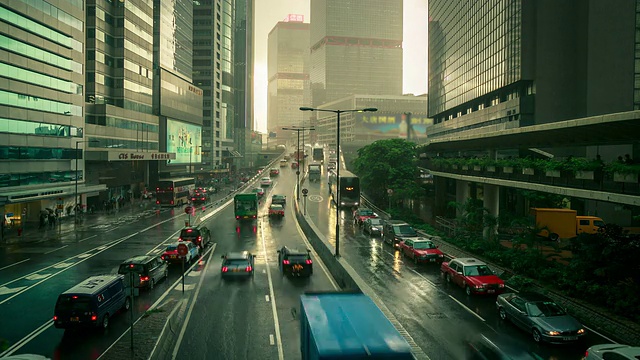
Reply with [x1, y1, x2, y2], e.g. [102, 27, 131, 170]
[363, 218, 383, 236]
[496, 292, 586, 343]
[190, 193, 208, 205]
[118, 255, 168, 290]
[260, 177, 273, 186]
[54, 275, 130, 330]
[162, 241, 199, 264]
[441, 258, 505, 296]
[583, 344, 640, 360]
[270, 168, 280, 176]
[291, 162, 299, 169]
[221, 251, 255, 279]
[271, 194, 286, 206]
[178, 226, 211, 249]
[382, 220, 418, 248]
[269, 204, 285, 218]
[251, 187, 265, 198]
[353, 208, 378, 226]
[277, 246, 313, 277]
[399, 237, 445, 264]
[280, 159, 288, 167]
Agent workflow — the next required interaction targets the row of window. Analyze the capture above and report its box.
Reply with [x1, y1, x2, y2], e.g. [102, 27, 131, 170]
[0, 34, 83, 73]
[0, 170, 81, 188]
[0, 62, 82, 94]
[86, 115, 159, 133]
[20, 0, 83, 31]
[1, 5, 82, 51]
[0, 146, 83, 160]
[85, 96, 153, 115]
[0, 118, 83, 138]
[0, 89, 82, 116]
[87, 137, 158, 151]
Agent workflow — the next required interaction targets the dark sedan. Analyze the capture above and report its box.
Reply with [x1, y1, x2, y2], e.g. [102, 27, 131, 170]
[496, 292, 586, 343]
[363, 218, 383, 236]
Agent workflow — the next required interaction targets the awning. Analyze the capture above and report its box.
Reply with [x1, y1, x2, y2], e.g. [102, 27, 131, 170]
[222, 150, 243, 158]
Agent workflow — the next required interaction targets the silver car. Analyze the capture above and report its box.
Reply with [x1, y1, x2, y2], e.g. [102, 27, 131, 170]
[363, 218, 383, 236]
[221, 251, 255, 279]
[583, 344, 640, 360]
[496, 292, 585, 343]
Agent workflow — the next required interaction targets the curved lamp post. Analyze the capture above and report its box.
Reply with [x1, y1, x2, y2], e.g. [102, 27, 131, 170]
[282, 126, 315, 200]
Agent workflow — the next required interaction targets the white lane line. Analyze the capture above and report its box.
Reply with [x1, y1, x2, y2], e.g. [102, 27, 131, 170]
[78, 235, 98, 242]
[44, 245, 68, 254]
[265, 295, 270, 302]
[148, 300, 184, 360]
[0, 258, 30, 271]
[269, 334, 275, 345]
[0, 320, 52, 357]
[171, 243, 216, 360]
[584, 326, 619, 344]
[448, 294, 486, 322]
[261, 220, 284, 360]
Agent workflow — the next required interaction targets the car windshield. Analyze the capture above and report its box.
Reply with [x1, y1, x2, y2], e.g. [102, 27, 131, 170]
[180, 229, 199, 238]
[358, 209, 374, 216]
[464, 265, 493, 276]
[394, 225, 416, 235]
[118, 264, 144, 274]
[262, 177, 270, 181]
[369, 218, 383, 225]
[287, 255, 308, 262]
[594, 220, 605, 227]
[526, 301, 566, 317]
[166, 244, 178, 251]
[224, 259, 248, 266]
[413, 241, 436, 249]
[271, 205, 283, 210]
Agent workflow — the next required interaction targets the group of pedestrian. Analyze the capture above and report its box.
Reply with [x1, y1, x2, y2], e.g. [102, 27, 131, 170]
[39, 211, 57, 229]
[616, 154, 635, 164]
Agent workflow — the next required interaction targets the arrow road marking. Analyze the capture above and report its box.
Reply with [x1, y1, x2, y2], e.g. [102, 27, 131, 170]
[0, 286, 27, 296]
[24, 274, 51, 281]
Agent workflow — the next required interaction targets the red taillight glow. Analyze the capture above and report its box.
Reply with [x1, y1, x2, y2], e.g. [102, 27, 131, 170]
[156, 201, 160, 204]
[236, 216, 240, 219]
[198, 236, 202, 241]
[91, 313, 97, 321]
[178, 237, 182, 241]
[72, 295, 78, 299]
[187, 229, 193, 233]
[245, 266, 252, 272]
[170, 200, 174, 204]
[161, 255, 165, 260]
[222, 266, 228, 272]
[306, 260, 312, 265]
[201, 198, 205, 200]
[140, 276, 149, 281]
[283, 260, 290, 265]
[53, 315, 58, 321]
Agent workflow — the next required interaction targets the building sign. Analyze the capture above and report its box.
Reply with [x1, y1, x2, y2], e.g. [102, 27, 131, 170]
[166, 119, 202, 164]
[108, 152, 176, 161]
[284, 14, 304, 22]
[355, 113, 433, 140]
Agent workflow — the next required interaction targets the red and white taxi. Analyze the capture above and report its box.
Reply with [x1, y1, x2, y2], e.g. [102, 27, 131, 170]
[441, 258, 505, 296]
[399, 237, 444, 264]
[352, 208, 378, 226]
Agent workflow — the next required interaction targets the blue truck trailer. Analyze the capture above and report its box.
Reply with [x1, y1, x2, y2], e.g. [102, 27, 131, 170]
[300, 292, 413, 359]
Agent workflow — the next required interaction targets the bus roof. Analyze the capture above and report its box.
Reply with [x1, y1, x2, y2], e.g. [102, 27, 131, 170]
[159, 177, 195, 183]
[235, 193, 258, 200]
[301, 293, 412, 357]
[334, 169, 357, 178]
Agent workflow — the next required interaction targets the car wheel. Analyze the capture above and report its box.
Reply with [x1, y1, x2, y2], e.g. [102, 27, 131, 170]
[498, 307, 507, 320]
[149, 279, 155, 290]
[445, 273, 451, 283]
[123, 297, 131, 311]
[532, 328, 542, 343]
[465, 285, 472, 296]
[101, 314, 110, 330]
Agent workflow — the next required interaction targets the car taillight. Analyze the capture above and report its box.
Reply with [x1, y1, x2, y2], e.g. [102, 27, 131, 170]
[236, 216, 240, 219]
[178, 237, 182, 241]
[170, 200, 174, 204]
[53, 315, 58, 321]
[91, 313, 97, 321]
[201, 198, 205, 200]
[140, 276, 149, 281]
[245, 266, 252, 272]
[306, 260, 312, 265]
[283, 260, 290, 264]
[161, 255, 165, 260]
[198, 236, 202, 241]
[222, 266, 228, 272]
[156, 201, 160, 204]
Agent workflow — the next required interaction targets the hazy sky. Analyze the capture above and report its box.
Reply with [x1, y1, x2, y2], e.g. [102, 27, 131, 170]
[253, 0, 428, 133]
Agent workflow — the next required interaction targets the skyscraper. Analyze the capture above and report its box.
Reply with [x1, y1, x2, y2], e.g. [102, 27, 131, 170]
[234, 0, 255, 169]
[267, 16, 310, 140]
[309, 0, 403, 108]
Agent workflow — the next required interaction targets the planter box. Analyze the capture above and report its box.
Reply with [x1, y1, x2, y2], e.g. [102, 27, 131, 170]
[473, 166, 482, 171]
[522, 167, 535, 175]
[545, 170, 561, 178]
[575, 170, 594, 180]
[613, 172, 639, 183]
[503, 166, 513, 174]
[486, 166, 496, 172]
[461, 165, 469, 170]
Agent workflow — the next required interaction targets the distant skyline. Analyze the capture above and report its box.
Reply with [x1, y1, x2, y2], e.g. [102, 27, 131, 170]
[253, 0, 428, 133]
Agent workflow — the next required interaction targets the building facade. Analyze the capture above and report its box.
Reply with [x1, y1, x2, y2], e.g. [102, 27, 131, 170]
[309, 0, 403, 108]
[267, 17, 310, 144]
[0, 1, 105, 228]
[233, 0, 255, 169]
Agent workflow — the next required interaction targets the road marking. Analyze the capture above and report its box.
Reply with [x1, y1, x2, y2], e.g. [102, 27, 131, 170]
[171, 243, 216, 360]
[76, 252, 92, 258]
[0, 258, 30, 271]
[78, 235, 98, 242]
[24, 273, 50, 281]
[448, 294, 486, 322]
[0, 319, 52, 357]
[265, 295, 270, 302]
[51, 262, 73, 269]
[44, 245, 68, 254]
[173, 284, 196, 291]
[269, 334, 275, 345]
[261, 220, 284, 360]
[0, 286, 27, 296]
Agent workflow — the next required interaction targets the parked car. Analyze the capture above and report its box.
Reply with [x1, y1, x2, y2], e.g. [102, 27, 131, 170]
[221, 251, 255, 279]
[382, 220, 418, 248]
[178, 226, 211, 249]
[260, 177, 273, 186]
[190, 193, 208, 205]
[54, 275, 130, 330]
[352, 208, 378, 226]
[441, 258, 505, 296]
[363, 218, 384, 236]
[118, 255, 168, 290]
[399, 237, 445, 264]
[277, 246, 313, 277]
[162, 241, 199, 264]
[583, 344, 640, 360]
[496, 292, 586, 343]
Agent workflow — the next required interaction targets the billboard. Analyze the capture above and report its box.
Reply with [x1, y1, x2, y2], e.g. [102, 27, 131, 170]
[166, 119, 202, 164]
[354, 113, 433, 141]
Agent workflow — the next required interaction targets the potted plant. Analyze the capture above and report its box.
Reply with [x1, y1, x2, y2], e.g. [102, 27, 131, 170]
[542, 160, 565, 178]
[606, 162, 640, 183]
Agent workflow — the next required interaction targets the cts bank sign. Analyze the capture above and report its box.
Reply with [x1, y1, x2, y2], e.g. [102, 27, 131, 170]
[108, 152, 176, 161]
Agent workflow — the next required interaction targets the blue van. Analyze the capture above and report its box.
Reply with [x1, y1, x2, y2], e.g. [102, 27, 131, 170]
[54, 275, 131, 330]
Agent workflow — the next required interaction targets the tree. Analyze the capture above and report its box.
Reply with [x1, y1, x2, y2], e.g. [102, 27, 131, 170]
[352, 139, 422, 207]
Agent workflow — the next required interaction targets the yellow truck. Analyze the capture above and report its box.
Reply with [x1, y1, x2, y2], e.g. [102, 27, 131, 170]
[529, 208, 605, 241]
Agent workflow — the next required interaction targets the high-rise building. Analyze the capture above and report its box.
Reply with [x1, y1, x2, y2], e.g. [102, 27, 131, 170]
[428, 0, 638, 140]
[0, 2, 105, 227]
[233, 0, 255, 169]
[193, 0, 236, 173]
[84, 0, 163, 204]
[267, 16, 310, 143]
[309, 0, 403, 108]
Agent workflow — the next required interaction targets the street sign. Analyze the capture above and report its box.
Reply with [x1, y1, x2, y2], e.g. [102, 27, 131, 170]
[177, 243, 189, 257]
[302, 188, 309, 195]
[184, 206, 193, 214]
[22, 208, 27, 215]
[387, 189, 394, 195]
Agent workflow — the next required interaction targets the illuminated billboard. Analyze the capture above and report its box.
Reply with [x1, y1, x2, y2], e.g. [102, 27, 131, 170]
[166, 119, 202, 164]
[354, 113, 433, 141]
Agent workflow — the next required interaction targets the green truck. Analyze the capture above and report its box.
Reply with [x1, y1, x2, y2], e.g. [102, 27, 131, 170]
[234, 193, 258, 221]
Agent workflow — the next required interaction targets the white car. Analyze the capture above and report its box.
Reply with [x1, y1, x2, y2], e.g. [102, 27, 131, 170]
[260, 177, 272, 186]
[583, 344, 640, 360]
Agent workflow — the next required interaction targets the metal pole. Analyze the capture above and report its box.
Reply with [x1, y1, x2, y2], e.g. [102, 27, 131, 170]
[181, 257, 185, 293]
[190, 146, 192, 175]
[75, 141, 79, 226]
[335, 111, 341, 257]
[129, 271, 134, 350]
[297, 130, 300, 201]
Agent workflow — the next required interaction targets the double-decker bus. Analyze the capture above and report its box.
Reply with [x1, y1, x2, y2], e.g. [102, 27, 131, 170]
[155, 177, 195, 207]
[312, 146, 324, 163]
[329, 169, 360, 208]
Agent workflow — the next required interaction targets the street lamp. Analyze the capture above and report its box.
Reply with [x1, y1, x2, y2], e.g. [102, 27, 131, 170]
[282, 126, 315, 200]
[75, 140, 99, 226]
[299, 106, 377, 257]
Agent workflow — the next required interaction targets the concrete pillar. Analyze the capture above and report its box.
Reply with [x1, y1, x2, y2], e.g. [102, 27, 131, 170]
[483, 184, 500, 240]
[434, 176, 447, 217]
[455, 180, 469, 217]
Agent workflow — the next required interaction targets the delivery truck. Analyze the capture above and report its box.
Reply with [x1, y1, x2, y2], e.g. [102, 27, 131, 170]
[529, 208, 605, 241]
[300, 292, 413, 360]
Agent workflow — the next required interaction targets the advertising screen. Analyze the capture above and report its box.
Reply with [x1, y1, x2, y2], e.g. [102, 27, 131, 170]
[166, 119, 202, 164]
[354, 113, 433, 141]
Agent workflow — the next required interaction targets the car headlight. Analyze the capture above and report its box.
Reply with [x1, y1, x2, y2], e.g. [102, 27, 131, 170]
[499, 284, 505, 288]
[548, 331, 561, 336]
[438, 254, 444, 257]
[577, 328, 585, 334]
[474, 285, 484, 289]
